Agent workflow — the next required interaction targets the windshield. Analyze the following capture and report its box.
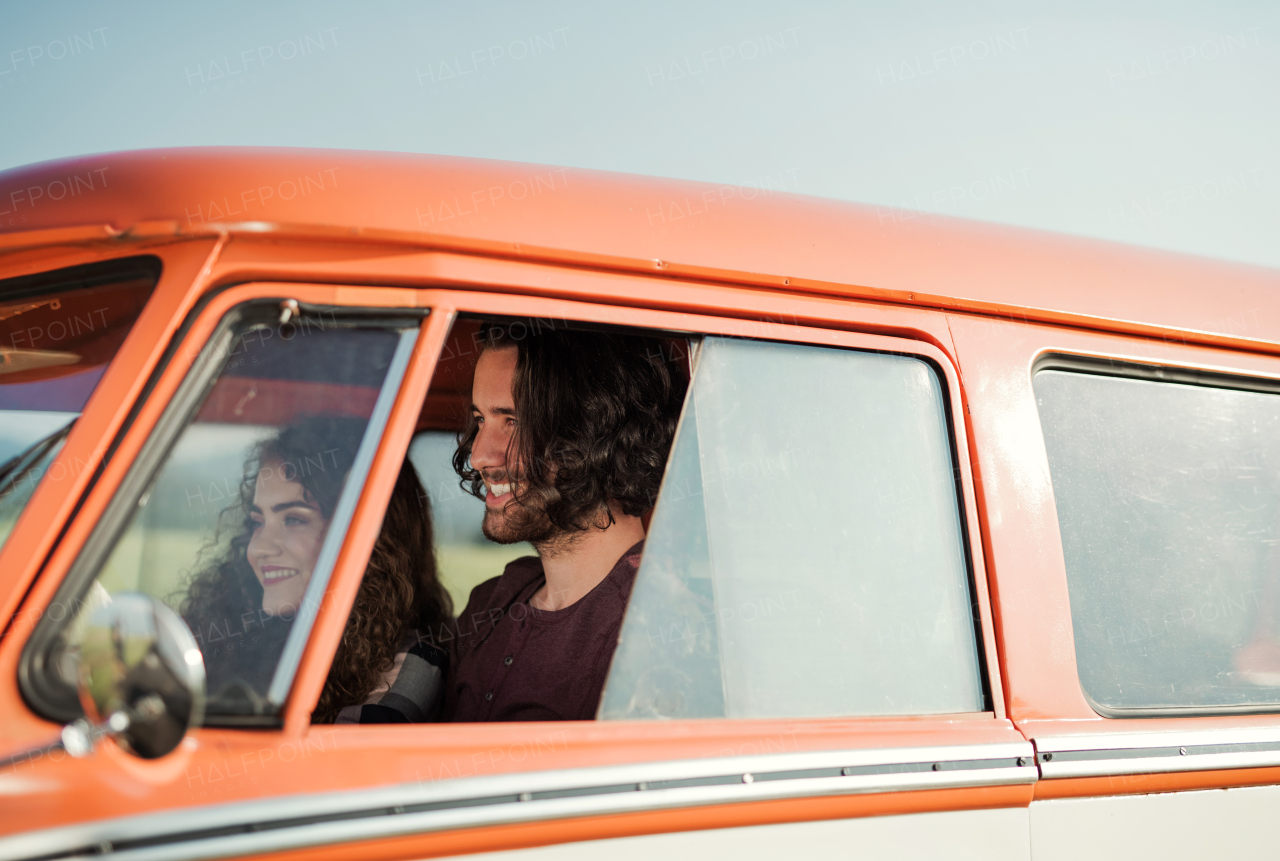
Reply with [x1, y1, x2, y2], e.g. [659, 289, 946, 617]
[0, 418, 75, 548]
[0, 259, 159, 556]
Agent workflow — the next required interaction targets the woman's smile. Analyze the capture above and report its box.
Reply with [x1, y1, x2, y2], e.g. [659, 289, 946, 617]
[259, 564, 303, 585]
[247, 459, 329, 616]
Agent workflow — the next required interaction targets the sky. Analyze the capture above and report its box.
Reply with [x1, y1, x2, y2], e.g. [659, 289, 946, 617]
[2, 0, 1277, 268]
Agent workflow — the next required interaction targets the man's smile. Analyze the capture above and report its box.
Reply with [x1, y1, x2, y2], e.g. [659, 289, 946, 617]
[484, 480, 513, 507]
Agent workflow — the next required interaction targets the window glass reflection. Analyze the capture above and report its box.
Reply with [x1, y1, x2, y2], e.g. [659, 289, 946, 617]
[1037, 369, 1280, 711]
[602, 337, 983, 719]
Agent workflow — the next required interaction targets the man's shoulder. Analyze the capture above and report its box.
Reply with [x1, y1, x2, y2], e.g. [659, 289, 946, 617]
[462, 554, 543, 614]
[604, 540, 645, 599]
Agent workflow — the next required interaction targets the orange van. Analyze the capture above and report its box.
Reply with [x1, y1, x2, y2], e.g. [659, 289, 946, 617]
[2, 148, 1279, 861]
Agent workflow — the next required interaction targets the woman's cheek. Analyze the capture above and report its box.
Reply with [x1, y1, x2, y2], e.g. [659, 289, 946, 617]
[305, 524, 329, 570]
[245, 534, 263, 579]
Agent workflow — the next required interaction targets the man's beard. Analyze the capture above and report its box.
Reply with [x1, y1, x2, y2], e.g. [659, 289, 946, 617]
[482, 495, 560, 546]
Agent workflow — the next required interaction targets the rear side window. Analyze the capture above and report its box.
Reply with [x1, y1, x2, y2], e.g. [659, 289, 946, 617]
[600, 336, 984, 719]
[0, 258, 158, 553]
[1036, 365, 1280, 713]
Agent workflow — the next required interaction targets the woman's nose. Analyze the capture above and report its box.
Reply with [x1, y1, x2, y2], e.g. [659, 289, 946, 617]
[248, 523, 281, 557]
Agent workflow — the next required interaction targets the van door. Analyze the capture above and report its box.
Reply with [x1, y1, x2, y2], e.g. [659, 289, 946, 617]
[2, 276, 1034, 861]
[949, 311, 1280, 861]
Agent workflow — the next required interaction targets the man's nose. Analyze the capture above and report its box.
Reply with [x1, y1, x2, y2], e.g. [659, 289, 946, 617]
[470, 421, 505, 472]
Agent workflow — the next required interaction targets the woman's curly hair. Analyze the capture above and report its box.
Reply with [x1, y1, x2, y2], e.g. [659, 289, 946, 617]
[181, 416, 452, 723]
[452, 322, 687, 534]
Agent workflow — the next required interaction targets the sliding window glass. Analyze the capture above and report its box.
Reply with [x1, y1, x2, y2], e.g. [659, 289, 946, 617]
[1036, 365, 1280, 713]
[601, 337, 984, 719]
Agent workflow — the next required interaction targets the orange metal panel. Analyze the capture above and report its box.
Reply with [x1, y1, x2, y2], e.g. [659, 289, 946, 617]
[197, 239, 961, 348]
[1, 149, 1279, 353]
[948, 310, 1280, 796]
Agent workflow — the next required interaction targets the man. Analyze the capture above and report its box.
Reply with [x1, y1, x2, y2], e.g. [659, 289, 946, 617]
[443, 322, 685, 721]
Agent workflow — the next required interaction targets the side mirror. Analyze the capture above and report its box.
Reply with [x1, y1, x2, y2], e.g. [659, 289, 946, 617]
[65, 593, 206, 760]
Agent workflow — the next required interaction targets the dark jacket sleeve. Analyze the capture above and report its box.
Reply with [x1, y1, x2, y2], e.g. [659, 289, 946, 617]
[335, 641, 450, 724]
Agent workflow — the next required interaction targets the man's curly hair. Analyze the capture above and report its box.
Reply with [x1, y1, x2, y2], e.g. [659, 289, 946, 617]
[452, 322, 687, 534]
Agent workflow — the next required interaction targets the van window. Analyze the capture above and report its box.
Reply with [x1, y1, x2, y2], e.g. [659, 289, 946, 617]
[599, 337, 985, 719]
[0, 258, 158, 554]
[29, 307, 413, 722]
[1036, 367, 1280, 713]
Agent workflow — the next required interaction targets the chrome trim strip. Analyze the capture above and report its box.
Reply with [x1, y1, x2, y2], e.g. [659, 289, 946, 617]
[0, 742, 1034, 861]
[265, 327, 419, 706]
[1034, 728, 1280, 779]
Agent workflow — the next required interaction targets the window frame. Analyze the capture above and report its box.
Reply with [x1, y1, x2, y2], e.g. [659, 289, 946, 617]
[1033, 351, 1280, 719]
[9, 280, 1010, 739]
[15, 281, 431, 726]
[358, 287, 1005, 729]
[600, 332, 990, 720]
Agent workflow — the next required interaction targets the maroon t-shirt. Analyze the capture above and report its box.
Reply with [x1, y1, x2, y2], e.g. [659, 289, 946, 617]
[444, 541, 643, 722]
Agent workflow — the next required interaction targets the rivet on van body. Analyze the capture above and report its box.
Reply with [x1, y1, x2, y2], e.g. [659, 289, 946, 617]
[742, 773, 754, 784]
[1180, 747, 1187, 756]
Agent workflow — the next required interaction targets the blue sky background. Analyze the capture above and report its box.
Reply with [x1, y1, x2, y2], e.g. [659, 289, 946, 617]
[2, 0, 1277, 268]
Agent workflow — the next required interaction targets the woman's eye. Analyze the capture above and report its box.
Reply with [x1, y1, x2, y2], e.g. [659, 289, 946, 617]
[285, 515, 306, 526]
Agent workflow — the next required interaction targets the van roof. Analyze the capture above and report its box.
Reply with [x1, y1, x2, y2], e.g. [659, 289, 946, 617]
[2, 147, 1277, 348]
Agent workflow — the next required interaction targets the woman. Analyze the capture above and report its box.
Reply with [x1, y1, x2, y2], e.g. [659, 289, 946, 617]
[181, 416, 453, 723]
